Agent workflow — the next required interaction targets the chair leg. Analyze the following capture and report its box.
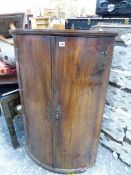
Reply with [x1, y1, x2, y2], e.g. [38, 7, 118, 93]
[0, 93, 20, 149]
[3, 112, 20, 149]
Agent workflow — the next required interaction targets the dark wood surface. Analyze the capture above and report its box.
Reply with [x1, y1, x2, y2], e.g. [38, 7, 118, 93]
[13, 30, 116, 173]
[53, 36, 114, 169]
[0, 13, 25, 38]
[11, 29, 117, 37]
[0, 75, 17, 85]
[14, 35, 54, 166]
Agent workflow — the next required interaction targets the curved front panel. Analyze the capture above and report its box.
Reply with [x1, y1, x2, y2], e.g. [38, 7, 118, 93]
[53, 36, 114, 169]
[13, 30, 116, 173]
[14, 35, 54, 166]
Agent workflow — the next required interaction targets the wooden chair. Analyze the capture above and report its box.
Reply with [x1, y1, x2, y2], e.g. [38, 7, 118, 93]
[0, 91, 21, 148]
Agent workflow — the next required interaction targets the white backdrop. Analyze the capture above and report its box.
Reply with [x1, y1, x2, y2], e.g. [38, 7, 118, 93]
[0, 0, 97, 15]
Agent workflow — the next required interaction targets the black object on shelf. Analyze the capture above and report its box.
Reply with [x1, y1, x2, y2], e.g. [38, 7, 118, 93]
[96, 0, 131, 17]
[65, 17, 131, 30]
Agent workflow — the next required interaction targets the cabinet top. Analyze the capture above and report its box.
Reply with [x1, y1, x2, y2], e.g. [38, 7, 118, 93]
[10, 29, 117, 37]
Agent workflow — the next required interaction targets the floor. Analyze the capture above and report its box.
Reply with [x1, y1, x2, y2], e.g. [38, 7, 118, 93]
[0, 114, 131, 175]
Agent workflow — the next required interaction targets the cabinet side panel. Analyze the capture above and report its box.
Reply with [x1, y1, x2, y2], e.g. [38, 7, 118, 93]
[14, 35, 54, 166]
[53, 36, 114, 169]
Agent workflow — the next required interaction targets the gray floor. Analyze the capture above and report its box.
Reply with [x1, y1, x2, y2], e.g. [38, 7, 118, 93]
[0, 114, 131, 175]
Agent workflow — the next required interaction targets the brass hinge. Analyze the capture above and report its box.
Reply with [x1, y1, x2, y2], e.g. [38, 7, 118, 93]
[99, 50, 107, 72]
[47, 103, 52, 119]
[55, 104, 62, 120]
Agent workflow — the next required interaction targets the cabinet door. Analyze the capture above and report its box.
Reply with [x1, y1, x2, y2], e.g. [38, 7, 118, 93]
[53, 36, 114, 169]
[15, 35, 54, 166]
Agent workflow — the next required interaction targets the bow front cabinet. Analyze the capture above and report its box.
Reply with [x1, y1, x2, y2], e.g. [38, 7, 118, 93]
[12, 29, 116, 173]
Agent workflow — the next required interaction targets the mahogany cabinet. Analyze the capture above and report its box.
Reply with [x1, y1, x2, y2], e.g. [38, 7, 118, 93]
[11, 29, 117, 173]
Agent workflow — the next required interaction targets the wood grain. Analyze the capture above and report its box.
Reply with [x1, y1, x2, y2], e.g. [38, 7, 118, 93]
[14, 35, 54, 166]
[12, 30, 116, 173]
[53, 36, 114, 169]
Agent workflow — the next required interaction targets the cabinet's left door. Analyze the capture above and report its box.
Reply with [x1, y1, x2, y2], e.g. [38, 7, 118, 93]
[14, 35, 54, 166]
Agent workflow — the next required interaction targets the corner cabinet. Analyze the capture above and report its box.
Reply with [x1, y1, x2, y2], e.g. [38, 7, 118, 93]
[12, 29, 117, 173]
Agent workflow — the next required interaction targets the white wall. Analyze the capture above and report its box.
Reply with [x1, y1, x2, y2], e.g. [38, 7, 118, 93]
[0, 0, 97, 16]
[0, 0, 50, 13]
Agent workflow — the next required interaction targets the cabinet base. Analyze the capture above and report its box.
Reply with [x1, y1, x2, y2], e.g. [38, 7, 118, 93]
[26, 149, 95, 174]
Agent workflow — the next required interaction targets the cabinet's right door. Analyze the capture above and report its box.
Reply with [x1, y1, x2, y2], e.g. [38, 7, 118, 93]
[53, 36, 114, 170]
